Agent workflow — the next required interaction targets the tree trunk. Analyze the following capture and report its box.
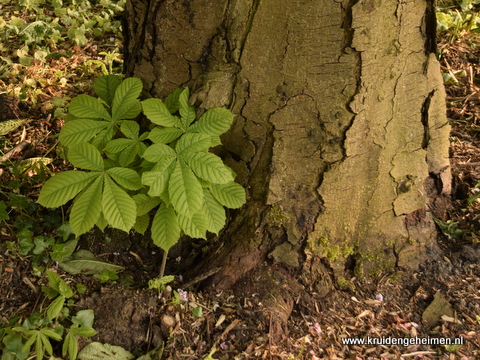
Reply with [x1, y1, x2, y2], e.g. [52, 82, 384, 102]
[124, 0, 450, 338]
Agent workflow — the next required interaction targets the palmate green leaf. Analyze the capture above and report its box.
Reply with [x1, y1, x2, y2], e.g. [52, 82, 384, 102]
[70, 175, 103, 236]
[169, 160, 204, 217]
[106, 167, 143, 190]
[179, 87, 196, 126]
[120, 120, 140, 140]
[133, 194, 161, 216]
[122, 100, 142, 120]
[94, 74, 122, 106]
[176, 133, 211, 154]
[68, 143, 104, 171]
[37, 171, 99, 208]
[209, 182, 246, 209]
[69, 94, 111, 120]
[102, 175, 137, 232]
[112, 77, 143, 121]
[143, 142, 177, 163]
[59, 119, 109, 146]
[189, 107, 235, 136]
[142, 160, 176, 197]
[151, 204, 181, 252]
[203, 189, 226, 234]
[148, 127, 183, 144]
[177, 211, 209, 239]
[142, 98, 183, 128]
[182, 151, 234, 184]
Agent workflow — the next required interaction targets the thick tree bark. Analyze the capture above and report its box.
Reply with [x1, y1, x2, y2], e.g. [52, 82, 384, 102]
[124, 0, 450, 338]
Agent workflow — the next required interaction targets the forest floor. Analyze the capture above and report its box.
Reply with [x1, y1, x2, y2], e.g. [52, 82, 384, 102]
[1, 2, 480, 360]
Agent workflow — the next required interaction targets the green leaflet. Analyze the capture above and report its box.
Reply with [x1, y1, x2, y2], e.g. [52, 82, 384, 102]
[181, 151, 234, 184]
[179, 87, 196, 127]
[168, 160, 204, 217]
[148, 127, 183, 144]
[133, 194, 161, 216]
[102, 175, 137, 232]
[151, 204, 181, 252]
[111, 77, 143, 121]
[94, 74, 122, 106]
[68, 143, 104, 171]
[142, 98, 183, 128]
[142, 160, 176, 197]
[177, 211, 209, 238]
[164, 87, 183, 113]
[189, 107, 235, 136]
[37, 171, 99, 208]
[70, 175, 103, 235]
[68, 94, 111, 120]
[120, 120, 140, 140]
[203, 189, 226, 234]
[106, 167, 143, 190]
[209, 182, 246, 209]
[59, 119, 109, 146]
[134, 213, 150, 234]
[175, 132, 211, 154]
[143, 142, 177, 163]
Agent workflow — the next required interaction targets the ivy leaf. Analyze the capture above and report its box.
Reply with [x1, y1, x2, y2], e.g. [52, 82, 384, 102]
[59, 120, 109, 147]
[68, 143, 104, 171]
[70, 175, 103, 236]
[111, 77, 143, 121]
[37, 171, 99, 208]
[102, 175, 137, 232]
[142, 98, 183, 128]
[151, 204, 181, 252]
[106, 167, 143, 190]
[168, 160, 204, 217]
[148, 127, 183, 144]
[68, 94, 111, 120]
[209, 182, 246, 209]
[189, 107, 235, 136]
[182, 151, 234, 184]
[94, 74, 121, 106]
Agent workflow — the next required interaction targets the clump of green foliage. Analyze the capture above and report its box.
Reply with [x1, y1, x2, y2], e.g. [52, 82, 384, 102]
[0, 270, 96, 360]
[37, 75, 246, 276]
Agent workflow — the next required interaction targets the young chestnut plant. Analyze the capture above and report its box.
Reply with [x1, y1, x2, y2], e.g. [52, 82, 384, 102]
[38, 75, 246, 276]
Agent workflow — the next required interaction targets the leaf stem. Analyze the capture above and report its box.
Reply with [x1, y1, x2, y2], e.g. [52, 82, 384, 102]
[159, 250, 168, 278]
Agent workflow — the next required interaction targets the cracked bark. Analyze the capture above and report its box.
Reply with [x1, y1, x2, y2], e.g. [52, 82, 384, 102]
[124, 0, 451, 340]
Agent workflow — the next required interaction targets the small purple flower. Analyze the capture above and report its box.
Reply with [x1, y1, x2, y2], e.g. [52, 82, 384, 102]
[219, 342, 227, 350]
[177, 289, 188, 302]
[375, 294, 384, 302]
[311, 322, 322, 334]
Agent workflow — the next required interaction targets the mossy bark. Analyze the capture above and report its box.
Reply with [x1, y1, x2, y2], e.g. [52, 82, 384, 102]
[124, 0, 450, 336]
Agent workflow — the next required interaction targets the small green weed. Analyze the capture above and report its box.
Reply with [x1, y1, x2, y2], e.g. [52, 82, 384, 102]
[0, 270, 96, 360]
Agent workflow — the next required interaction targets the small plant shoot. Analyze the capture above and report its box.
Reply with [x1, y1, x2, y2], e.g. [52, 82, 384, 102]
[38, 75, 246, 275]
